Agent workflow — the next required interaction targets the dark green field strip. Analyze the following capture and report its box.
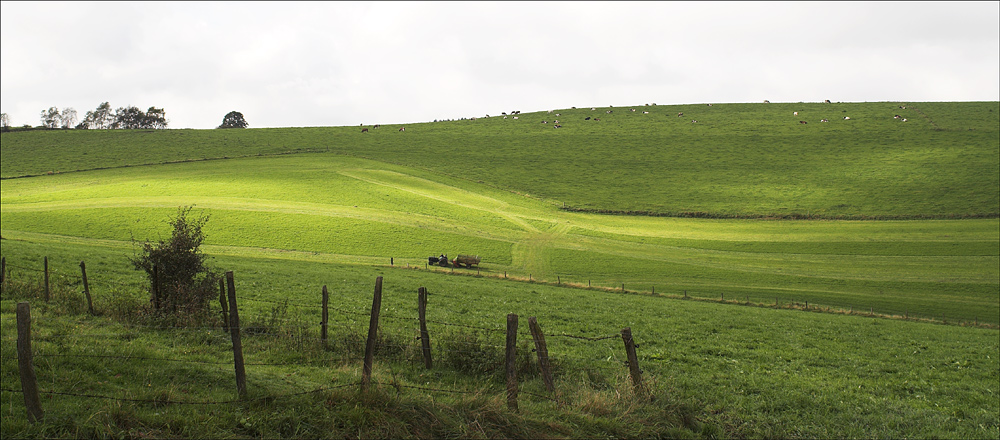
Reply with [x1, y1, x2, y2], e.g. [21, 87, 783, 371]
[543, 248, 999, 324]
[571, 227, 999, 256]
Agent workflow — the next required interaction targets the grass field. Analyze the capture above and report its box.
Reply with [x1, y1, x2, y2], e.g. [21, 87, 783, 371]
[1, 100, 998, 438]
[3, 101, 997, 218]
[2, 153, 997, 324]
[1, 237, 998, 439]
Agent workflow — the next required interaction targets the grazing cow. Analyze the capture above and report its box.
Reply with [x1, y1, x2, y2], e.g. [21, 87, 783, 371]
[799, 121, 808, 124]
[555, 113, 561, 116]
[591, 107, 596, 111]
[899, 105, 907, 109]
[643, 111, 649, 114]
[902, 119, 907, 122]
[585, 117, 591, 120]
[361, 128, 369, 133]
[793, 112, 798, 116]
[764, 100, 770, 103]
[513, 116, 518, 119]
[824, 100, 831, 103]
[542, 121, 547, 124]
[594, 118, 600, 121]
[630, 108, 636, 112]
[894, 115, 901, 119]
[843, 116, 850, 120]
[821, 119, 829, 122]
[691, 120, 698, 123]
[399, 127, 405, 132]
[606, 110, 613, 114]
[554, 124, 562, 128]
[374, 124, 380, 129]
[707, 103, 713, 106]
[677, 112, 683, 117]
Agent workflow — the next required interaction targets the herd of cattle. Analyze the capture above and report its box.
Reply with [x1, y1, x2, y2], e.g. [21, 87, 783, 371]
[358, 101, 914, 133]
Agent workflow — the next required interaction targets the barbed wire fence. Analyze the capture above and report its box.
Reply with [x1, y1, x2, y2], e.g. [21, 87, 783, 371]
[2, 253, 996, 422]
[3, 255, 994, 329]
[1, 257, 649, 423]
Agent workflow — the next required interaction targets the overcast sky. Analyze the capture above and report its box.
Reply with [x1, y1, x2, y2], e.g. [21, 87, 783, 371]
[2, 1, 998, 129]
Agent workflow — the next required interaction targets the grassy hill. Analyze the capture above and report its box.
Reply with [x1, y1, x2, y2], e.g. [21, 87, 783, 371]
[1, 101, 998, 438]
[3, 101, 998, 218]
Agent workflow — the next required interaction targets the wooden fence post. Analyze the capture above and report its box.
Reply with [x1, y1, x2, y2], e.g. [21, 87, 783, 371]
[218, 279, 229, 332]
[528, 316, 555, 394]
[506, 313, 519, 412]
[16, 302, 44, 422]
[321, 285, 329, 347]
[226, 271, 247, 398]
[361, 276, 383, 392]
[621, 327, 645, 395]
[80, 261, 94, 315]
[418, 287, 432, 369]
[43, 257, 50, 302]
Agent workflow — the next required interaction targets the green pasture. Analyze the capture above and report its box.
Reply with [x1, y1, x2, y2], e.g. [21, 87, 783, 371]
[0, 100, 997, 437]
[3, 101, 997, 218]
[1, 154, 997, 324]
[1, 237, 997, 439]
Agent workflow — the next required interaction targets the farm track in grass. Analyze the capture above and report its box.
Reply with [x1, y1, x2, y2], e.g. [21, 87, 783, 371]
[2, 154, 997, 324]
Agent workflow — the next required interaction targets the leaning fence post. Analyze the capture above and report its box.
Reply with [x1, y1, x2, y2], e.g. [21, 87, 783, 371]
[621, 327, 645, 395]
[361, 276, 384, 392]
[16, 302, 44, 422]
[506, 313, 519, 412]
[418, 287, 433, 369]
[321, 285, 329, 347]
[43, 257, 50, 302]
[226, 271, 247, 398]
[80, 261, 95, 315]
[218, 279, 229, 332]
[528, 316, 555, 394]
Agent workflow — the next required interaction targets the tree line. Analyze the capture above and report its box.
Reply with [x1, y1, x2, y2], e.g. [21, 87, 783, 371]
[0, 102, 168, 131]
[1, 107, 249, 132]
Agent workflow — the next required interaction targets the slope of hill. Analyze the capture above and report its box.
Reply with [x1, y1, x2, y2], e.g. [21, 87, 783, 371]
[3, 101, 998, 218]
[1, 101, 998, 438]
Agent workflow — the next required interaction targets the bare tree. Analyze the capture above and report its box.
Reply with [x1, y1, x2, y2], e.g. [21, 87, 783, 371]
[144, 106, 168, 129]
[0, 113, 10, 130]
[40, 107, 61, 129]
[60, 108, 78, 129]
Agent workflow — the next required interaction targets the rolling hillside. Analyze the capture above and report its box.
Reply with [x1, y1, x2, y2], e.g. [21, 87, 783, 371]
[1, 101, 998, 438]
[3, 101, 998, 218]
[2, 101, 997, 323]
